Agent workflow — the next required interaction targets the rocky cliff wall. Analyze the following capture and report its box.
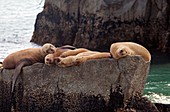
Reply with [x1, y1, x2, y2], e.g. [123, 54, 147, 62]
[31, 0, 170, 52]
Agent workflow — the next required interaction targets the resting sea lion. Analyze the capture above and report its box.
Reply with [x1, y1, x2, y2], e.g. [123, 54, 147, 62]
[45, 48, 88, 66]
[45, 48, 111, 67]
[2, 43, 56, 92]
[110, 42, 151, 62]
[57, 51, 111, 67]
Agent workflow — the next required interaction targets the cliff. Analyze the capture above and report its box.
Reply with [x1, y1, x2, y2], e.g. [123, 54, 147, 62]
[0, 56, 159, 111]
[31, 0, 170, 52]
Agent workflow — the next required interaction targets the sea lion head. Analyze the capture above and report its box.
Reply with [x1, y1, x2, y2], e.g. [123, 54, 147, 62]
[42, 43, 56, 55]
[117, 46, 131, 58]
[45, 54, 55, 66]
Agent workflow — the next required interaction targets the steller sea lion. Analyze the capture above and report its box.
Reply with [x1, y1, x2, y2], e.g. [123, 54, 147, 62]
[57, 51, 111, 67]
[110, 42, 151, 62]
[45, 48, 88, 66]
[45, 48, 111, 67]
[2, 43, 56, 92]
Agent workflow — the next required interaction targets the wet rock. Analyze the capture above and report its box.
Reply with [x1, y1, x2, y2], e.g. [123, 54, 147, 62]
[0, 56, 151, 111]
[31, 0, 170, 52]
[155, 103, 170, 112]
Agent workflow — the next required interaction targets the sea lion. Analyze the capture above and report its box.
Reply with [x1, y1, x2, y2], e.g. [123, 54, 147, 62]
[45, 48, 89, 66]
[2, 43, 56, 92]
[45, 48, 72, 66]
[45, 48, 111, 67]
[59, 48, 89, 57]
[110, 42, 151, 62]
[57, 51, 111, 67]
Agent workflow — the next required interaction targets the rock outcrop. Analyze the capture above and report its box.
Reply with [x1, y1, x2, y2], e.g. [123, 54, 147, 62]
[31, 0, 170, 52]
[0, 56, 155, 111]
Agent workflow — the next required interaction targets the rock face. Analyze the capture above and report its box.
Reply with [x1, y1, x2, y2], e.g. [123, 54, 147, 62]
[31, 0, 170, 52]
[0, 56, 154, 111]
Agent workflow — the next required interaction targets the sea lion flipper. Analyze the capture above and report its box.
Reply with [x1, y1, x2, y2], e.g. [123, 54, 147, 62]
[11, 63, 24, 92]
[59, 45, 76, 50]
[11, 59, 32, 92]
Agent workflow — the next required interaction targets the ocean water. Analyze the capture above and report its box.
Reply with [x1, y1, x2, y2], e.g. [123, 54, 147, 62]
[0, 0, 44, 61]
[0, 0, 169, 104]
[144, 54, 170, 104]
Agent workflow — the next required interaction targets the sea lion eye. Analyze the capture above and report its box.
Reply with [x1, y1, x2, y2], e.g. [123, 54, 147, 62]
[47, 49, 54, 54]
[120, 50, 123, 53]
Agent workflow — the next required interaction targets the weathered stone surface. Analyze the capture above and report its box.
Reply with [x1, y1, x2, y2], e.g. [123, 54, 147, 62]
[31, 0, 170, 52]
[0, 56, 152, 111]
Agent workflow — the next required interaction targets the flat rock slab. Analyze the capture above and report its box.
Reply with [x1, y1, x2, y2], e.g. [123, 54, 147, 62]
[0, 56, 150, 111]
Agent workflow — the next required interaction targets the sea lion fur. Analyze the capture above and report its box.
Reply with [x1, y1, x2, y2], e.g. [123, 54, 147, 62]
[110, 42, 151, 62]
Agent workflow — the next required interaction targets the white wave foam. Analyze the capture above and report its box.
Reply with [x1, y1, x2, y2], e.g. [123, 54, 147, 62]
[144, 92, 170, 104]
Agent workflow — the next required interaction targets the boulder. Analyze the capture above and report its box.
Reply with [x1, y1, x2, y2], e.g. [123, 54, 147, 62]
[31, 0, 170, 52]
[0, 56, 152, 111]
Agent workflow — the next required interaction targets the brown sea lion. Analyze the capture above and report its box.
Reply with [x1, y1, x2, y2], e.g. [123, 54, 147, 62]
[45, 48, 88, 66]
[57, 51, 111, 67]
[45, 48, 72, 66]
[45, 48, 111, 67]
[2, 43, 56, 92]
[110, 42, 151, 62]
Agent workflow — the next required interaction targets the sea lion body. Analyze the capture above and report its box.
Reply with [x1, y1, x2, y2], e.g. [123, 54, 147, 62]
[2, 43, 56, 92]
[45, 48, 72, 66]
[45, 48, 88, 66]
[110, 42, 151, 62]
[3, 48, 44, 69]
[57, 51, 111, 67]
[45, 47, 111, 67]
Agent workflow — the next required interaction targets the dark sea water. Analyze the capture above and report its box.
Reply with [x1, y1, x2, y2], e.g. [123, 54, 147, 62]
[0, 0, 169, 104]
[144, 53, 170, 104]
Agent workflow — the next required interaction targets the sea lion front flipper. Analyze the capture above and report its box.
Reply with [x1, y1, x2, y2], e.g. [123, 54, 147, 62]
[11, 59, 33, 93]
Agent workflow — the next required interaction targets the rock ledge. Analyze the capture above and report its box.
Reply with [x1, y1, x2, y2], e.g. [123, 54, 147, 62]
[0, 56, 153, 111]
